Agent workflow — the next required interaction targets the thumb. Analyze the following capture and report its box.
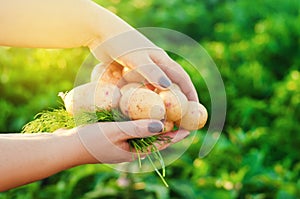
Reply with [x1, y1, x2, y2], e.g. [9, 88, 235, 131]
[117, 119, 164, 139]
[74, 120, 164, 164]
[118, 52, 172, 89]
[134, 61, 172, 90]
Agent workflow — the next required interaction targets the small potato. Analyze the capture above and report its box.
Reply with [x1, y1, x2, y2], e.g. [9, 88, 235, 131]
[175, 101, 208, 131]
[91, 63, 123, 85]
[143, 82, 157, 92]
[122, 67, 145, 83]
[120, 83, 143, 95]
[162, 120, 174, 132]
[61, 82, 121, 115]
[120, 82, 157, 95]
[159, 89, 188, 121]
[119, 88, 165, 120]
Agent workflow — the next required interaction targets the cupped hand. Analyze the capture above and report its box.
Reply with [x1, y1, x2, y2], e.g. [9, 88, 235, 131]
[71, 120, 190, 164]
[90, 30, 198, 102]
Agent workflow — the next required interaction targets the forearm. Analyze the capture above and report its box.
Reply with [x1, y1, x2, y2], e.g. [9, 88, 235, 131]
[0, 0, 133, 49]
[0, 130, 96, 192]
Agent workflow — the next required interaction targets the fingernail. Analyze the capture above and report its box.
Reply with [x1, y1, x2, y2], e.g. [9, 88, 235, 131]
[158, 77, 171, 88]
[148, 122, 163, 133]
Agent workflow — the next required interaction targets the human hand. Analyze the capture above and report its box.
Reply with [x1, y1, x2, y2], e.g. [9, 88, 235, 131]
[68, 120, 190, 164]
[90, 30, 198, 102]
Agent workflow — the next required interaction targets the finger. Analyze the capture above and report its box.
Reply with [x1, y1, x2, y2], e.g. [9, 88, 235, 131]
[116, 119, 164, 139]
[77, 120, 164, 140]
[120, 53, 172, 89]
[144, 130, 190, 153]
[75, 122, 160, 164]
[166, 129, 190, 144]
[150, 51, 199, 101]
[136, 62, 172, 89]
[164, 65, 198, 101]
[99, 120, 167, 161]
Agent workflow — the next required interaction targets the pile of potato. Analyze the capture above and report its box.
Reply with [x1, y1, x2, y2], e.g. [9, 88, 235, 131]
[60, 63, 208, 131]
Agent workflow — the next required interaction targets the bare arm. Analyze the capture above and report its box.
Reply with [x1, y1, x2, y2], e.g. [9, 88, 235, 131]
[0, 121, 190, 191]
[0, 0, 131, 48]
[0, 130, 95, 191]
[0, 0, 198, 100]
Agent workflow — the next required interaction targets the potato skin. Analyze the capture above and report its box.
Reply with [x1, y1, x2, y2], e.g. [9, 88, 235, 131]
[162, 120, 174, 132]
[175, 101, 208, 131]
[91, 63, 123, 85]
[159, 89, 188, 122]
[63, 82, 121, 115]
[120, 82, 157, 95]
[122, 67, 145, 83]
[119, 88, 165, 120]
[120, 83, 143, 95]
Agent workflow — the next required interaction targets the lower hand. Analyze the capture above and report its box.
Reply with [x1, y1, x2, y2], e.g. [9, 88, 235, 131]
[67, 119, 190, 164]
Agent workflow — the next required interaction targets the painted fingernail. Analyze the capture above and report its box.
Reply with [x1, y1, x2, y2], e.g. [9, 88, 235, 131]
[158, 76, 171, 88]
[148, 122, 163, 133]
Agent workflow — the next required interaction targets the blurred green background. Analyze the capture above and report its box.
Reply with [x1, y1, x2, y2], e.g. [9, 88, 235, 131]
[0, 0, 299, 198]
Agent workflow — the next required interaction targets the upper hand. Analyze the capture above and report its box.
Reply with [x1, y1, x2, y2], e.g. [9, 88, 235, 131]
[90, 30, 198, 102]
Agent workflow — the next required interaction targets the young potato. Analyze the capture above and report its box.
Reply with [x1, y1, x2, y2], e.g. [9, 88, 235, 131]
[120, 82, 157, 95]
[119, 88, 165, 120]
[162, 120, 174, 132]
[175, 101, 208, 131]
[120, 82, 143, 95]
[60, 82, 121, 115]
[90, 63, 123, 85]
[122, 67, 145, 83]
[143, 82, 157, 92]
[159, 89, 188, 122]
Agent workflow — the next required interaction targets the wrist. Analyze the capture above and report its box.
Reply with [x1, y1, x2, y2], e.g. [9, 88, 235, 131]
[55, 128, 99, 166]
[86, 2, 134, 50]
